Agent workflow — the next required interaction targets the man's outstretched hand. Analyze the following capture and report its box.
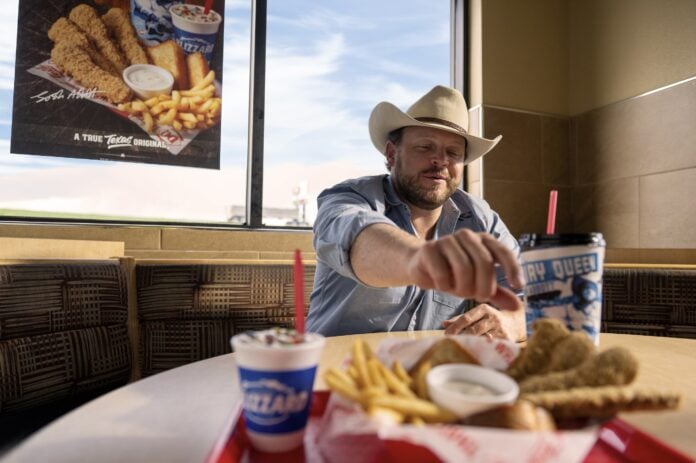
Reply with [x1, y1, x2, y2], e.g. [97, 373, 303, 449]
[406, 229, 524, 311]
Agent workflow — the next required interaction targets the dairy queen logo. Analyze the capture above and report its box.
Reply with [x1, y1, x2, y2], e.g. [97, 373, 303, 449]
[242, 379, 309, 426]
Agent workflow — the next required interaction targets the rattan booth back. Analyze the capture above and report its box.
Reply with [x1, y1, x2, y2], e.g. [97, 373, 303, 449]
[0, 261, 131, 413]
[136, 263, 315, 377]
[602, 267, 696, 338]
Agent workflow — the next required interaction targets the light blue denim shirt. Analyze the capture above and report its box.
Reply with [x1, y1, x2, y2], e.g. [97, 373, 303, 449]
[307, 175, 520, 336]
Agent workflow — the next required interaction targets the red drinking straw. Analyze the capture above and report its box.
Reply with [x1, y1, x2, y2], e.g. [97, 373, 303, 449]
[293, 249, 305, 334]
[546, 190, 558, 234]
[204, 0, 213, 15]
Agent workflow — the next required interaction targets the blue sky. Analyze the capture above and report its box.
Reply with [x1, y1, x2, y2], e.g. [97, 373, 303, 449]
[0, 0, 449, 223]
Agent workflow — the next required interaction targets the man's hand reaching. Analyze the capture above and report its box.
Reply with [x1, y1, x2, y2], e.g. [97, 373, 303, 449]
[405, 229, 524, 311]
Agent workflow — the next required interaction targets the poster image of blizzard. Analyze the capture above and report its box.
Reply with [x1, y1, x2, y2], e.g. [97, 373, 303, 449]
[522, 249, 604, 343]
[10, 0, 225, 169]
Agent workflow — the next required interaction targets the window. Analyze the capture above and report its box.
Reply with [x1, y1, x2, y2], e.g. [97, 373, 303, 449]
[263, 1, 451, 227]
[0, 0, 460, 228]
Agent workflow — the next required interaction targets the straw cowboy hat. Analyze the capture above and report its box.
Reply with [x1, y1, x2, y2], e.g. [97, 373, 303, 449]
[368, 85, 502, 165]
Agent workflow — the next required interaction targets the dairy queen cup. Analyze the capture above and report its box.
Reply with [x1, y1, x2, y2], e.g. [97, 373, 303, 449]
[231, 329, 326, 453]
[170, 4, 222, 62]
[519, 233, 606, 345]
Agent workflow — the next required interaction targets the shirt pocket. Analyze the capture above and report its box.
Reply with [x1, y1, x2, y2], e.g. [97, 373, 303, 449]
[432, 290, 464, 309]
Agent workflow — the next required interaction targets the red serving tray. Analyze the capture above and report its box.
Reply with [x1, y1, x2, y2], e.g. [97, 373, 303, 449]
[210, 391, 693, 463]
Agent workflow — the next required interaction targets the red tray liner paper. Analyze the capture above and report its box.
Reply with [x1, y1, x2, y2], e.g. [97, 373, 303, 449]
[210, 391, 693, 463]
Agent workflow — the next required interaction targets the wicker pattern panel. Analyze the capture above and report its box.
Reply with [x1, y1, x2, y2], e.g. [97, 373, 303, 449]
[602, 268, 696, 339]
[0, 262, 128, 340]
[140, 320, 236, 377]
[136, 264, 315, 376]
[0, 324, 131, 413]
[136, 264, 315, 321]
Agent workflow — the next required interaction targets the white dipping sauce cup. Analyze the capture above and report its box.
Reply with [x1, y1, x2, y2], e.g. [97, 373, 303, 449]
[427, 364, 519, 419]
[122, 64, 174, 99]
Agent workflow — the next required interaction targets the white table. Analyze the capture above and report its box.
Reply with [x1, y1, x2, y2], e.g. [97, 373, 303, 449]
[4, 332, 695, 462]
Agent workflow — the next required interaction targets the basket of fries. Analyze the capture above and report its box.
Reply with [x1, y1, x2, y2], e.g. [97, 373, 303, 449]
[317, 320, 682, 463]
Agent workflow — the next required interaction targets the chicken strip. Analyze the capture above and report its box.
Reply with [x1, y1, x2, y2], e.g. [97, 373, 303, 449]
[69, 4, 128, 73]
[51, 41, 132, 104]
[506, 318, 570, 381]
[48, 17, 118, 75]
[522, 386, 681, 420]
[102, 8, 149, 65]
[519, 346, 639, 394]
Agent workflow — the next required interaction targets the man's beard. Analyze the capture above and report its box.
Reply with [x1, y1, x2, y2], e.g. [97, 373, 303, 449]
[392, 158, 458, 210]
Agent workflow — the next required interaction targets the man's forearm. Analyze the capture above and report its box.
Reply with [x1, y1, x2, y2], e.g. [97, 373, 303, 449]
[350, 223, 421, 287]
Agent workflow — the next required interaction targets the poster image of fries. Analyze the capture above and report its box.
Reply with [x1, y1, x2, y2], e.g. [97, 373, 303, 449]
[117, 71, 222, 134]
[324, 339, 457, 426]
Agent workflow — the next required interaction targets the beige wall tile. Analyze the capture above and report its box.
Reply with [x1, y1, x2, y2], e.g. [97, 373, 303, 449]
[485, 181, 572, 239]
[640, 168, 696, 248]
[483, 107, 542, 182]
[572, 177, 639, 248]
[161, 228, 314, 252]
[541, 115, 571, 185]
[0, 224, 160, 250]
[0, 237, 124, 259]
[128, 250, 261, 260]
[575, 79, 696, 184]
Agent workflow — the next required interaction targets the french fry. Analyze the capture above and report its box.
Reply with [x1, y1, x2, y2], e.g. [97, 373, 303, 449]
[178, 112, 198, 123]
[366, 405, 405, 425]
[180, 85, 214, 97]
[328, 367, 357, 388]
[143, 111, 154, 133]
[378, 362, 417, 398]
[190, 70, 215, 91]
[392, 361, 413, 387]
[361, 386, 387, 402]
[150, 103, 165, 116]
[367, 358, 387, 391]
[160, 108, 177, 126]
[197, 98, 214, 113]
[325, 372, 363, 404]
[368, 395, 457, 423]
[144, 96, 159, 107]
[409, 416, 426, 426]
[352, 340, 372, 388]
[173, 120, 183, 131]
[347, 365, 360, 382]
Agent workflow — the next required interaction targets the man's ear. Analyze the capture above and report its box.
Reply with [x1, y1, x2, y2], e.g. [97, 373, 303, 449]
[385, 141, 397, 169]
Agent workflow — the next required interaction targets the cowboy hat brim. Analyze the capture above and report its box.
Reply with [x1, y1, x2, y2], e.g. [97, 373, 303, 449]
[368, 101, 502, 165]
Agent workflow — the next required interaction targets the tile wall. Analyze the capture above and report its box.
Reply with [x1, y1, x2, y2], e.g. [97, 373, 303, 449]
[480, 78, 696, 263]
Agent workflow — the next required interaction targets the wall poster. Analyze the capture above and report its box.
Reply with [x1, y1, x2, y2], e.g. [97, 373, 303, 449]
[11, 0, 225, 169]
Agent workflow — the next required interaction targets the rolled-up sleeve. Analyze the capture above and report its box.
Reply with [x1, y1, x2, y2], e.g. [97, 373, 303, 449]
[313, 186, 396, 282]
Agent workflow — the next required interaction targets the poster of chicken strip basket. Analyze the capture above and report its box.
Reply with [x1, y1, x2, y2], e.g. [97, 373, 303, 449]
[11, 0, 225, 169]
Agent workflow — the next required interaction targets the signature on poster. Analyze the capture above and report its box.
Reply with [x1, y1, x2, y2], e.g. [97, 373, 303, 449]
[31, 88, 100, 103]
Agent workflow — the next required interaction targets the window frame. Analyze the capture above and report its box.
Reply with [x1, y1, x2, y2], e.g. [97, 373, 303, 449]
[2, 0, 468, 231]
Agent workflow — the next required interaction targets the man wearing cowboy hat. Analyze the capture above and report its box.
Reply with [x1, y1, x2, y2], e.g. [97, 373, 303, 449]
[307, 85, 525, 341]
